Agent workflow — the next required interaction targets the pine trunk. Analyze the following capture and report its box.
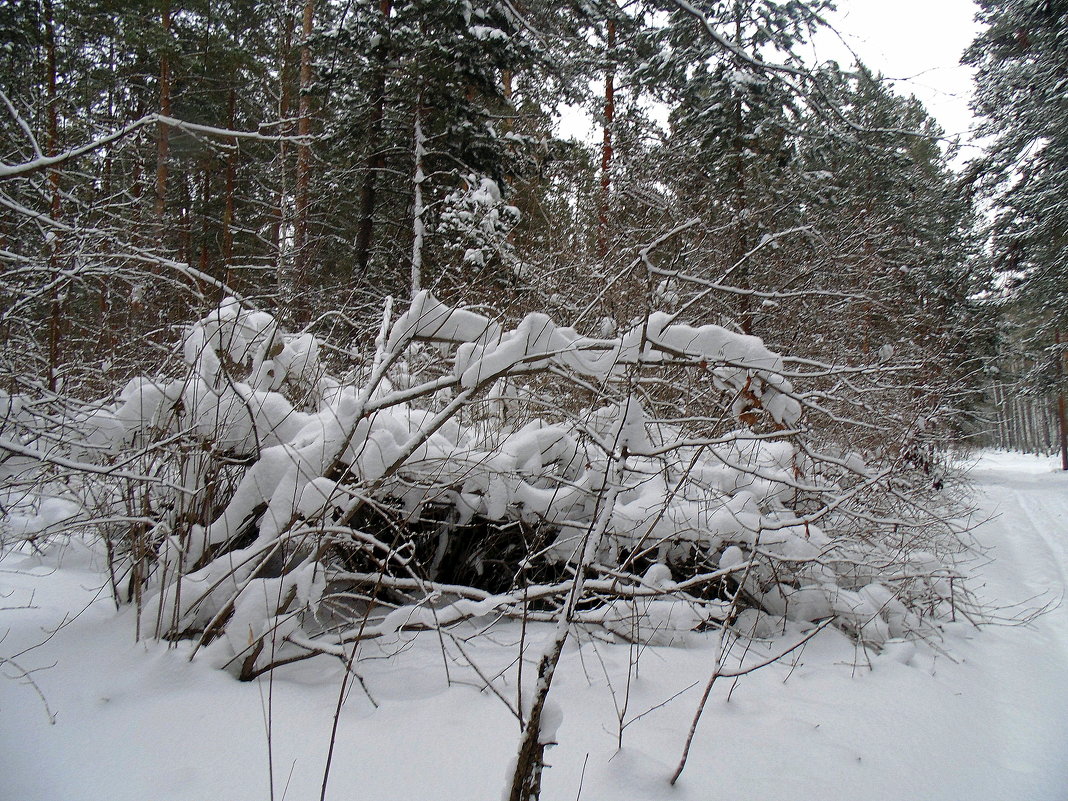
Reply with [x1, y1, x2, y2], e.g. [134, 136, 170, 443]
[355, 0, 394, 276]
[410, 89, 425, 298]
[292, 0, 316, 323]
[223, 88, 237, 285]
[597, 17, 615, 263]
[731, 10, 753, 335]
[44, 0, 62, 393]
[198, 165, 211, 278]
[275, 5, 296, 316]
[1056, 331, 1068, 470]
[156, 0, 172, 241]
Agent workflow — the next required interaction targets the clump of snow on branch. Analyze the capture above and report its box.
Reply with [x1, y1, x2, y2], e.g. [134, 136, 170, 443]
[4, 293, 973, 678]
[437, 174, 521, 273]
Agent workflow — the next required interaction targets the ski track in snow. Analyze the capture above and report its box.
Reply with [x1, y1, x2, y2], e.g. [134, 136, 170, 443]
[1008, 486, 1068, 589]
[1, 452, 1067, 801]
[955, 453, 1068, 797]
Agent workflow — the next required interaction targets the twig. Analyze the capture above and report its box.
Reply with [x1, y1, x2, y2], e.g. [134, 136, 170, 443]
[670, 618, 833, 785]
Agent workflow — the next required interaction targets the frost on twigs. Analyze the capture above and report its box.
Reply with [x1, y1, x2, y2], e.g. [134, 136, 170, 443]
[0, 293, 976, 679]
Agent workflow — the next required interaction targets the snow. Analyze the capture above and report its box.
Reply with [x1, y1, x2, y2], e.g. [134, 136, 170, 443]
[2, 452, 1067, 800]
[385, 289, 802, 427]
[387, 290, 500, 351]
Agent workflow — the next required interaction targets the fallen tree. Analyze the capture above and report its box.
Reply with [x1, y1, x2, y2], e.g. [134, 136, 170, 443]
[1, 291, 976, 684]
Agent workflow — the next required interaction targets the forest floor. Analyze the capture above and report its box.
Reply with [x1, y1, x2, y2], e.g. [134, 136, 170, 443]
[1, 451, 1066, 801]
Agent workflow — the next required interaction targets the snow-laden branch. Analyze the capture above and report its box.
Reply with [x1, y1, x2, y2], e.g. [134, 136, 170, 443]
[0, 436, 194, 491]
[0, 88, 43, 159]
[0, 113, 308, 181]
[5, 292, 976, 687]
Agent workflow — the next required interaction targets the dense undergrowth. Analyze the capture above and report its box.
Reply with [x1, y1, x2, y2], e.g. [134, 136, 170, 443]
[1, 293, 977, 683]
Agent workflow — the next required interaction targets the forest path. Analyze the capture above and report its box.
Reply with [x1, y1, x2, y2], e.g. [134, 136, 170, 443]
[954, 452, 1068, 793]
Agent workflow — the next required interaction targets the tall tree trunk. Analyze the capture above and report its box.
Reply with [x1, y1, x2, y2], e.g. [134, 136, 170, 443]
[1056, 331, 1068, 470]
[44, 0, 62, 393]
[292, 0, 315, 323]
[275, 5, 296, 316]
[101, 38, 115, 361]
[501, 69, 517, 253]
[156, 0, 172, 241]
[290, 0, 313, 322]
[993, 381, 1006, 450]
[597, 16, 615, 263]
[410, 88, 425, 298]
[730, 6, 753, 335]
[178, 180, 191, 264]
[355, 0, 393, 277]
[222, 87, 237, 286]
[502, 70, 513, 131]
[198, 164, 211, 276]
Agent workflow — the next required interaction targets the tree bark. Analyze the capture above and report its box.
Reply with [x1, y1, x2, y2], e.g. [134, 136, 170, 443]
[410, 89, 425, 298]
[275, 4, 296, 316]
[156, 0, 172, 240]
[292, 0, 316, 323]
[355, 0, 394, 277]
[44, 0, 62, 393]
[198, 164, 211, 277]
[1056, 331, 1067, 470]
[596, 16, 616, 263]
[222, 87, 237, 285]
[730, 7, 754, 335]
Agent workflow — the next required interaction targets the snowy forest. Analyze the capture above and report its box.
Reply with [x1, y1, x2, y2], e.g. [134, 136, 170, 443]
[1, 1, 1067, 799]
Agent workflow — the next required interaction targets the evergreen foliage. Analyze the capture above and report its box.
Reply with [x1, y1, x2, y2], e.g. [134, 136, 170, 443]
[965, 0, 1068, 462]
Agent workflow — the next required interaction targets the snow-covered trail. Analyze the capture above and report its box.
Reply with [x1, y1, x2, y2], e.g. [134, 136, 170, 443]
[972, 452, 1068, 595]
[954, 452, 1068, 795]
[1, 452, 1067, 801]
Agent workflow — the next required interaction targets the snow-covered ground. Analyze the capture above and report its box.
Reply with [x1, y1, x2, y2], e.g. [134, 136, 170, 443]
[2, 452, 1066, 801]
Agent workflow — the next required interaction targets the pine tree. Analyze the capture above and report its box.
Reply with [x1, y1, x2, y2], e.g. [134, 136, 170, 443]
[964, 0, 1068, 467]
[794, 64, 989, 458]
[639, 0, 831, 333]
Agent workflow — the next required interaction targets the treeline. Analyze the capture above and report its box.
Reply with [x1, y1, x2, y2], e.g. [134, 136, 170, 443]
[965, 0, 1068, 466]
